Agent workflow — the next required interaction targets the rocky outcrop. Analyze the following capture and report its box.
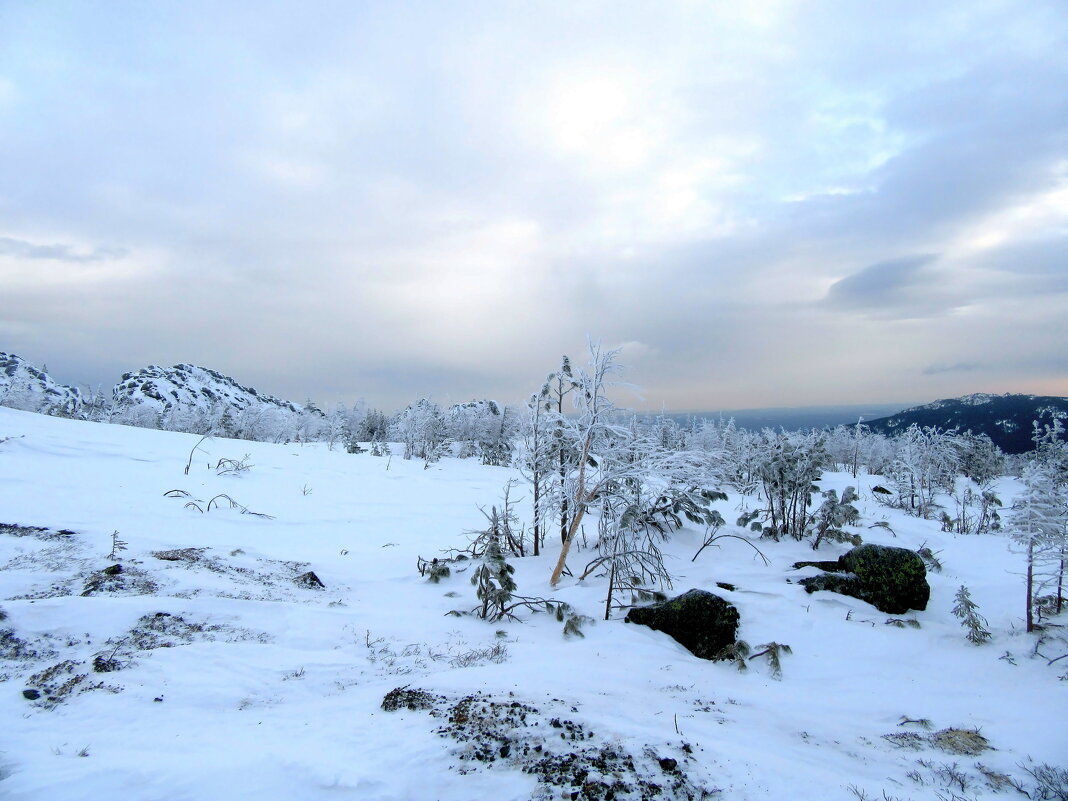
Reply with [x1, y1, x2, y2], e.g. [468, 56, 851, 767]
[625, 588, 740, 660]
[794, 544, 930, 614]
[113, 363, 306, 417]
[0, 353, 82, 415]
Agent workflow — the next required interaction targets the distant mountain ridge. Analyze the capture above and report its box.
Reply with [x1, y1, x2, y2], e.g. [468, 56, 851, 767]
[865, 393, 1068, 453]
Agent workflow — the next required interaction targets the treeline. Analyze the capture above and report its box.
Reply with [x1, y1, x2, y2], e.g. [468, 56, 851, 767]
[6, 347, 1067, 629]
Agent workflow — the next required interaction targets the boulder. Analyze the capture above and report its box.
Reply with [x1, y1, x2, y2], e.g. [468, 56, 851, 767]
[794, 544, 929, 614]
[624, 589, 739, 660]
[294, 570, 325, 589]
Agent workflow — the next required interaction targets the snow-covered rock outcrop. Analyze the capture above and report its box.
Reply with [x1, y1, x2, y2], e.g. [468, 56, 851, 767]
[111, 363, 314, 438]
[0, 352, 82, 415]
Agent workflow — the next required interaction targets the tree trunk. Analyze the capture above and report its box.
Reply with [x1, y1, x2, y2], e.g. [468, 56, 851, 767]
[549, 502, 588, 587]
[1057, 552, 1065, 615]
[550, 435, 594, 587]
[532, 473, 541, 557]
[604, 558, 616, 621]
[1026, 538, 1035, 633]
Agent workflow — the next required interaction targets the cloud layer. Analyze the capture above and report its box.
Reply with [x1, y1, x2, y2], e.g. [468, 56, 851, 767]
[1, 1, 1066, 410]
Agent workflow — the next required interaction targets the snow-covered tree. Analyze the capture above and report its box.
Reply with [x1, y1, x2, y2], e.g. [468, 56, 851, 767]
[391, 398, 444, 461]
[519, 386, 552, 556]
[954, 432, 1005, 487]
[356, 408, 390, 443]
[1032, 419, 1068, 486]
[884, 425, 959, 519]
[543, 344, 724, 590]
[738, 430, 827, 541]
[1008, 461, 1068, 632]
[543, 356, 581, 548]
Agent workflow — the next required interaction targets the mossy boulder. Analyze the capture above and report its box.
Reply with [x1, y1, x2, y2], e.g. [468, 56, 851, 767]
[794, 544, 929, 614]
[624, 588, 739, 660]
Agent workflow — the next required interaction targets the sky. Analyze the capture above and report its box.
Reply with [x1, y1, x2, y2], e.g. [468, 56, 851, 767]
[1, 0, 1066, 413]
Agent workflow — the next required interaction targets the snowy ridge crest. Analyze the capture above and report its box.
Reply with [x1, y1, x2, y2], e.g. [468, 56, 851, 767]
[112, 363, 306, 417]
[0, 352, 82, 415]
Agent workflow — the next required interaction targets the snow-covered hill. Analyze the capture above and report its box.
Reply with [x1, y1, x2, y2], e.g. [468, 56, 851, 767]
[0, 353, 82, 416]
[112, 363, 311, 425]
[0, 407, 1064, 800]
[0, 353, 321, 442]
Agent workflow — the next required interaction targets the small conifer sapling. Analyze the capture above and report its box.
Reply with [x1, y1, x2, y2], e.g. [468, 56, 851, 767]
[107, 530, 128, 561]
[952, 585, 991, 645]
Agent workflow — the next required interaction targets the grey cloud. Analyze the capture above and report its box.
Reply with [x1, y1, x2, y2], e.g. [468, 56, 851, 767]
[922, 362, 982, 376]
[972, 237, 1068, 294]
[824, 254, 938, 310]
[0, 237, 128, 263]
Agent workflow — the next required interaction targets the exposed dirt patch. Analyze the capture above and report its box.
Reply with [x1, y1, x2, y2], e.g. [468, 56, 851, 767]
[81, 563, 160, 596]
[382, 687, 718, 800]
[23, 659, 118, 709]
[0, 523, 77, 541]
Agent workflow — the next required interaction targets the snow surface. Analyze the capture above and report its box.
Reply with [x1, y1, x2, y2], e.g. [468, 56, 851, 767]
[0, 406, 1063, 800]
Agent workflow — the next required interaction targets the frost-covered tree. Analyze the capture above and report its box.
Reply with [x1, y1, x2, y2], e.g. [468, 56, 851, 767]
[1032, 419, 1068, 486]
[954, 432, 1005, 487]
[808, 486, 862, 549]
[739, 430, 827, 541]
[944, 480, 1002, 535]
[692, 418, 753, 496]
[542, 356, 581, 547]
[1008, 461, 1068, 632]
[391, 398, 444, 460]
[543, 345, 724, 589]
[520, 385, 552, 556]
[357, 408, 390, 443]
[478, 403, 518, 467]
[548, 345, 621, 586]
[444, 400, 492, 458]
[884, 425, 959, 519]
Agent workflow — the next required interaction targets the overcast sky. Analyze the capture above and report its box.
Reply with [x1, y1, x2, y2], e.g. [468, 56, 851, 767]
[1, 1, 1066, 412]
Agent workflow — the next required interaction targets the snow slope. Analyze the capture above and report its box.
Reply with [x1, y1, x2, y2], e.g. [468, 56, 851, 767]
[0, 406, 1063, 801]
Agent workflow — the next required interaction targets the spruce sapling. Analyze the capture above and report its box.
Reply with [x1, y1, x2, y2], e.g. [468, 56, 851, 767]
[472, 541, 517, 621]
[952, 585, 991, 645]
[750, 642, 792, 679]
[107, 530, 128, 561]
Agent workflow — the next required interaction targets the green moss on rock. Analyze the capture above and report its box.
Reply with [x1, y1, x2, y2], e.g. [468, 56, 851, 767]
[624, 588, 739, 660]
[797, 544, 929, 614]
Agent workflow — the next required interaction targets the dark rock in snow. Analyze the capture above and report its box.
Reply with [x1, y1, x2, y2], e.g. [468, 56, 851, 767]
[794, 544, 930, 614]
[81, 564, 159, 597]
[294, 570, 325, 589]
[381, 687, 439, 711]
[625, 588, 740, 660]
[22, 688, 40, 700]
